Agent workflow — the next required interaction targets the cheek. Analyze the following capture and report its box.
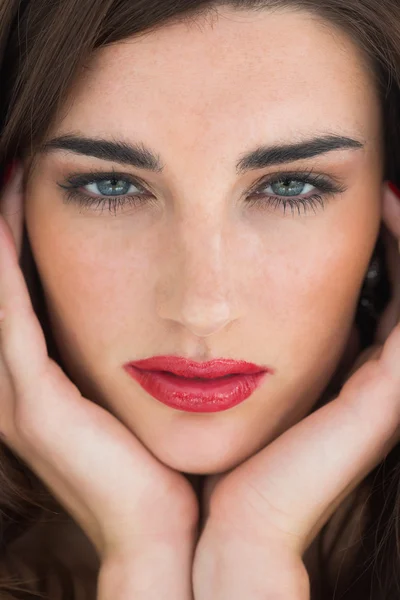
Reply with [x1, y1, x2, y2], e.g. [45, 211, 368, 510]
[25, 217, 152, 366]
[258, 189, 381, 382]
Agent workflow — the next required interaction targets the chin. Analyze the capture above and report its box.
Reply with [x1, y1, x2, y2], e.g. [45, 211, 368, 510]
[153, 444, 248, 475]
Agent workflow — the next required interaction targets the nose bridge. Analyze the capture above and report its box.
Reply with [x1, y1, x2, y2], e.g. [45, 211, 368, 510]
[157, 212, 240, 337]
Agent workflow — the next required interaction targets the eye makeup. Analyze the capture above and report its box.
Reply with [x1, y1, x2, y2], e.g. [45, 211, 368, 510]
[57, 167, 347, 217]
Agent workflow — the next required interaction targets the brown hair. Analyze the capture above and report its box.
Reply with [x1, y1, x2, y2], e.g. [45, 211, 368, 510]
[0, 0, 400, 597]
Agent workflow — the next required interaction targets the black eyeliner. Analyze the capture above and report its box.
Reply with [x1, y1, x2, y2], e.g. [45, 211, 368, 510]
[249, 169, 347, 196]
[57, 169, 147, 191]
[56, 167, 347, 218]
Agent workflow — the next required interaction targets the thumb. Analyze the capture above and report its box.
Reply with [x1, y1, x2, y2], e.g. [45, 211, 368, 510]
[222, 326, 400, 556]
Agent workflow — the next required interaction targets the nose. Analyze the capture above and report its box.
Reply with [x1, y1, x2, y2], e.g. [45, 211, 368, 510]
[156, 219, 241, 337]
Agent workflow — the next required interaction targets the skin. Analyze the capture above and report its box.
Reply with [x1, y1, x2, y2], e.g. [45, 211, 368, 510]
[22, 6, 383, 491]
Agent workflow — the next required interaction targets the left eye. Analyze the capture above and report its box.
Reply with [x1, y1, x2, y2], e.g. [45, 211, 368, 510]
[84, 178, 139, 196]
[265, 179, 315, 196]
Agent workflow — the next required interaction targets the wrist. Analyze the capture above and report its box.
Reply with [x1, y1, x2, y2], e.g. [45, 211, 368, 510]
[193, 523, 310, 600]
[98, 535, 196, 600]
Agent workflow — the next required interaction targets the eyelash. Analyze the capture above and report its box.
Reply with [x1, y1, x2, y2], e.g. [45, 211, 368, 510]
[58, 169, 345, 217]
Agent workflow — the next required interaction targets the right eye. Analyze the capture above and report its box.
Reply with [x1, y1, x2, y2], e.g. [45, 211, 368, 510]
[58, 171, 157, 215]
[84, 177, 141, 197]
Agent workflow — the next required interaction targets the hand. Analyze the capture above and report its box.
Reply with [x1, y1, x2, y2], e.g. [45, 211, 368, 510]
[0, 163, 199, 598]
[192, 182, 400, 600]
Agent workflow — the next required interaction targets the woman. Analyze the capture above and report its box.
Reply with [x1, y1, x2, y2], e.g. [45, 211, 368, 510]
[0, 0, 400, 597]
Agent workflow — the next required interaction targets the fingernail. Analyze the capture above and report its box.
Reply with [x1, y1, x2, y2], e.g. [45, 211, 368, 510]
[2, 160, 17, 187]
[388, 181, 400, 199]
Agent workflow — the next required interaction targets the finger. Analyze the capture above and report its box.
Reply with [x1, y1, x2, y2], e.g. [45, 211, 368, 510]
[375, 182, 400, 344]
[0, 211, 49, 394]
[383, 182, 400, 247]
[0, 162, 24, 257]
[217, 324, 400, 555]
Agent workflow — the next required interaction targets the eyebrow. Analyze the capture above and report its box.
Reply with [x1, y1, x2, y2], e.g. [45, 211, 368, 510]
[40, 133, 364, 175]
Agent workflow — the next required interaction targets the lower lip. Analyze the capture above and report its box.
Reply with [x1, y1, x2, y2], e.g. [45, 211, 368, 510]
[124, 367, 269, 413]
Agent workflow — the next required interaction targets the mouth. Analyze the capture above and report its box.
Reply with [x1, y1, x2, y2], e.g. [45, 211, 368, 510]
[125, 355, 272, 379]
[123, 358, 273, 413]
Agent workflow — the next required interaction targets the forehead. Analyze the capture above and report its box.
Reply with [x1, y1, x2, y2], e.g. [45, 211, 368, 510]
[54, 8, 381, 154]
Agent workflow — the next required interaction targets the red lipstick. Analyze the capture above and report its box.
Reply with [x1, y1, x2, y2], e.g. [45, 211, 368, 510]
[123, 356, 274, 413]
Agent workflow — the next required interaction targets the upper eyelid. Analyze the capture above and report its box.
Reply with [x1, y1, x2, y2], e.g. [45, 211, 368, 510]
[248, 170, 346, 194]
[255, 168, 341, 182]
[60, 170, 151, 192]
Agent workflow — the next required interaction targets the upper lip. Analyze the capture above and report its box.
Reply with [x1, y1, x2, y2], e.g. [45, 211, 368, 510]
[126, 356, 272, 379]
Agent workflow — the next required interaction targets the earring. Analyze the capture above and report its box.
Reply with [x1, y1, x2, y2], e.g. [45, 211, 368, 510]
[355, 233, 392, 348]
[358, 254, 381, 321]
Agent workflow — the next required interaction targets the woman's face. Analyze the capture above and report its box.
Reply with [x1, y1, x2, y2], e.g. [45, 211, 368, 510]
[24, 7, 383, 474]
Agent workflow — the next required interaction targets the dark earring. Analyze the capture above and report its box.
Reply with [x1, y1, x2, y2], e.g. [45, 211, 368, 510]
[355, 233, 391, 348]
[358, 255, 382, 320]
